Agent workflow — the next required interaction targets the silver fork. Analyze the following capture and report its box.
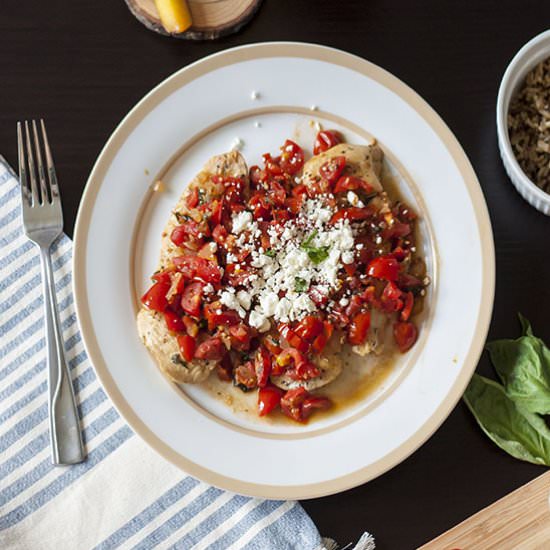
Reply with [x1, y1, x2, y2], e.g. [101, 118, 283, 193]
[17, 120, 85, 465]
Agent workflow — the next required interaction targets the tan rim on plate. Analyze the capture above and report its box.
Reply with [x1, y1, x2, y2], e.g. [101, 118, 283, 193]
[73, 42, 495, 499]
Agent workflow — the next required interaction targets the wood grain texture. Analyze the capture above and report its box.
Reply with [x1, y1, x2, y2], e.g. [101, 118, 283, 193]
[420, 472, 550, 549]
[125, 0, 263, 40]
[1, 0, 550, 547]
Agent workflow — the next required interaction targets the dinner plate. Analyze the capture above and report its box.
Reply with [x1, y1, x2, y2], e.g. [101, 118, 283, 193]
[73, 42, 495, 499]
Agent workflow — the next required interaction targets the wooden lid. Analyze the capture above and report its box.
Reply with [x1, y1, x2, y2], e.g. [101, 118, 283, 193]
[125, 0, 263, 40]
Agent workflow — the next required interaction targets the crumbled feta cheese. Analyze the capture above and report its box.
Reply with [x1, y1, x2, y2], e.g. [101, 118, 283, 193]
[203, 283, 214, 295]
[236, 290, 252, 310]
[231, 137, 244, 151]
[342, 251, 355, 264]
[339, 297, 349, 307]
[249, 309, 270, 332]
[232, 211, 253, 234]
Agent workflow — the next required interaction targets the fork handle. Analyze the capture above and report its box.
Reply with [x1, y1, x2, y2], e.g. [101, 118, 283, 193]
[40, 245, 86, 465]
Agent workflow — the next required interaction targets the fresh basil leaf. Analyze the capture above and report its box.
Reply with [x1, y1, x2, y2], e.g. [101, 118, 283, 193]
[487, 333, 550, 415]
[300, 231, 330, 264]
[302, 231, 318, 248]
[463, 374, 550, 466]
[264, 249, 276, 258]
[294, 277, 308, 293]
[518, 312, 533, 336]
[305, 246, 330, 264]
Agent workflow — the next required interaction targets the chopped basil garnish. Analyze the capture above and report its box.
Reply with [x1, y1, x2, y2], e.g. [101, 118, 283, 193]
[301, 231, 330, 264]
[264, 249, 276, 257]
[294, 277, 308, 293]
[199, 319, 208, 330]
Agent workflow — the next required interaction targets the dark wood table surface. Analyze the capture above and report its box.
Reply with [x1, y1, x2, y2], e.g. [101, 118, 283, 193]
[2, 1, 550, 548]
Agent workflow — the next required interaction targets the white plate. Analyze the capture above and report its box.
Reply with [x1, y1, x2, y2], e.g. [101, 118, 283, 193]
[73, 42, 495, 499]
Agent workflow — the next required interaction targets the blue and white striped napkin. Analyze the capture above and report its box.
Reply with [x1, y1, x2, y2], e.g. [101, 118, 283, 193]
[0, 157, 339, 550]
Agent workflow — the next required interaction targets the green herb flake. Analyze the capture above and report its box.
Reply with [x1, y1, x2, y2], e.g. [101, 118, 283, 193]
[294, 277, 308, 293]
[300, 231, 330, 264]
[264, 249, 276, 257]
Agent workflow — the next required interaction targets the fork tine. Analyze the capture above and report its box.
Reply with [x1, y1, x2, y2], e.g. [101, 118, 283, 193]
[17, 122, 32, 207]
[24, 121, 40, 206]
[32, 120, 50, 203]
[40, 119, 60, 203]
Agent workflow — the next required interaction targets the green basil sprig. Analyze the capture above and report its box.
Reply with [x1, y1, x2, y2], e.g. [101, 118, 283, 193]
[464, 314, 550, 465]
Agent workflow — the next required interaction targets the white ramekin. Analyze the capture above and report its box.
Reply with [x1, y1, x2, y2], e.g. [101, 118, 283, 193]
[496, 30, 550, 215]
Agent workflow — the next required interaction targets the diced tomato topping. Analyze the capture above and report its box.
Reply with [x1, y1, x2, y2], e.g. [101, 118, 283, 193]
[212, 224, 228, 245]
[263, 334, 282, 356]
[254, 346, 272, 388]
[173, 255, 222, 284]
[186, 187, 199, 208]
[319, 156, 346, 186]
[285, 196, 303, 214]
[273, 209, 291, 223]
[268, 180, 287, 206]
[278, 324, 309, 353]
[348, 311, 371, 345]
[209, 199, 223, 225]
[151, 270, 173, 285]
[292, 184, 308, 197]
[229, 323, 253, 351]
[383, 222, 411, 240]
[281, 387, 331, 422]
[224, 264, 255, 286]
[141, 281, 170, 313]
[393, 321, 418, 352]
[249, 193, 272, 221]
[182, 316, 199, 337]
[164, 310, 185, 332]
[258, 385, 283, 416]
[367, 256, 400, 281]
[177, 334, 196, 361]
[313, 130, 342, 155]
[345, 294, 363, 318]
[263, 153, 282, 175]
[198, 242, 217, 262]
[194, 336, 226, 361]
[333, 176, 373, 194]
[312, 321, 334, 353]
[205, 307, 240, 331]
[180, 282, 203, 317]
[233, 361, 257, 391]
[280, 140, 305, 174]
[302, 396, 332, 418]
[276, 348, 320, 380]
[249, 165, 265, 185]
[330, 207, 372, 224]
[295, 316, 324, 342]
[381, 281, 404, 312]
[401, 292, 414, 321]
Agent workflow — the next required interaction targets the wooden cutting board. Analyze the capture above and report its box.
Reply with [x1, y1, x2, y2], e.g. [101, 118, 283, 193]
[419, 471, 550, 549]
[125, 0, 263, 40]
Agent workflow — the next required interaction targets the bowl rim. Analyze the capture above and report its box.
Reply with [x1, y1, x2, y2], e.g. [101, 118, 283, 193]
[496, 29, 550, 204]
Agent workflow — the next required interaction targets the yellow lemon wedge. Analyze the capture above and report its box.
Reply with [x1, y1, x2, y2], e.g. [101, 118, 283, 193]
[154, 0, 193, 34]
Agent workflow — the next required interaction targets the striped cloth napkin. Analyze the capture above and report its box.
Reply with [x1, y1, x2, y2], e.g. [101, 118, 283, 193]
[0, 157, 343, 550]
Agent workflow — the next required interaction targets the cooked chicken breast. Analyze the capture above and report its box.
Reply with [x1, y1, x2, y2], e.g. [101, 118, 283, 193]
[302, 143, 384, 193]
[137, 151, 248, 384]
